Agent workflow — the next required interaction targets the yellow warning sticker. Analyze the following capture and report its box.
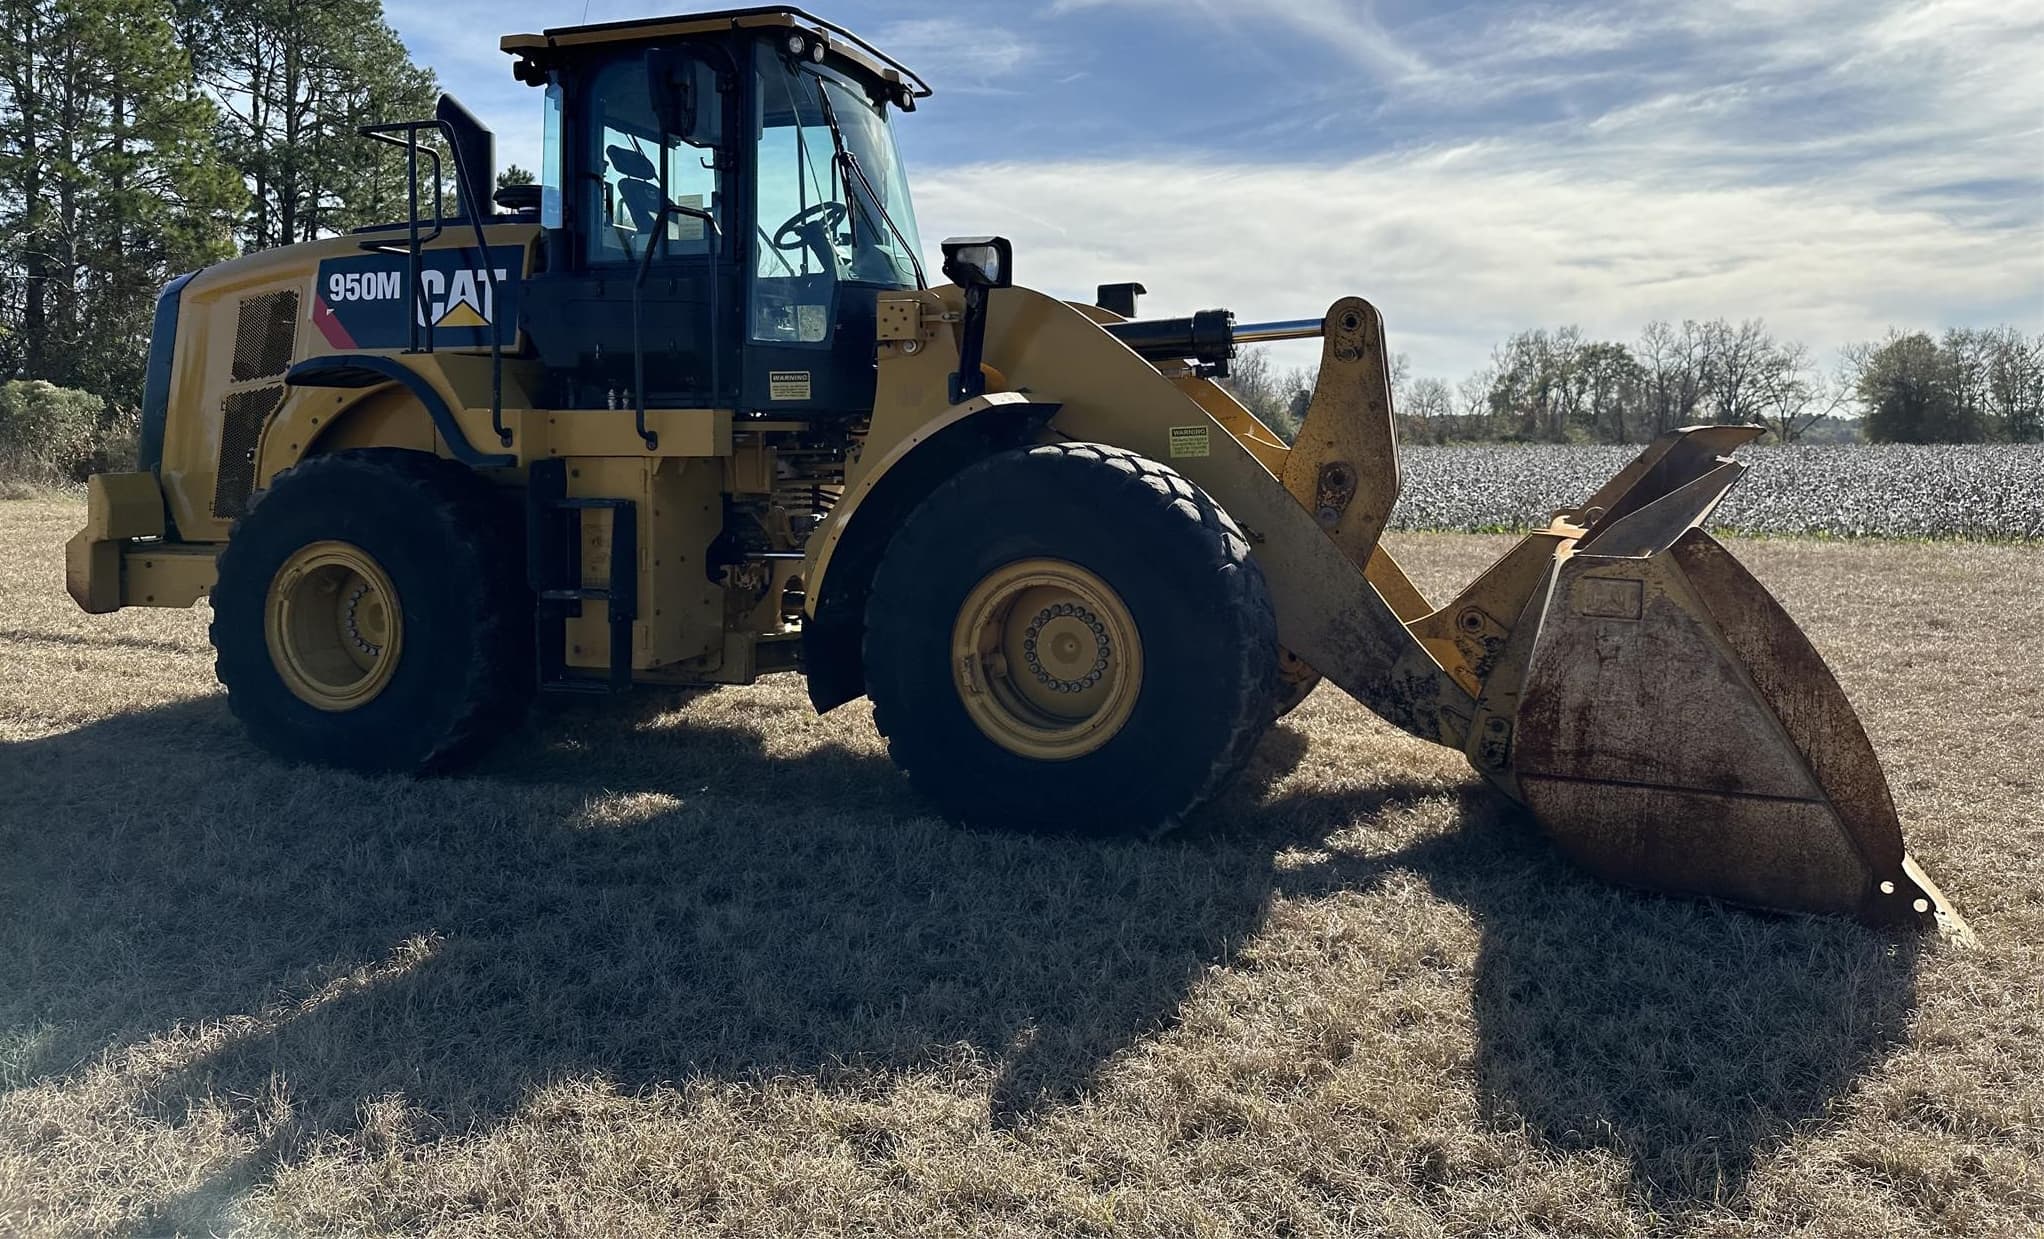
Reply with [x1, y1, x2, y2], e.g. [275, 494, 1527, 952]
[1168, 425, 1211, 459]
[769, 370, 813, 401]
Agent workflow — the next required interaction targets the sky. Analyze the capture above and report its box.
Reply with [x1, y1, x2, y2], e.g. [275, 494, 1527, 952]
[386, 0, 2044, 380]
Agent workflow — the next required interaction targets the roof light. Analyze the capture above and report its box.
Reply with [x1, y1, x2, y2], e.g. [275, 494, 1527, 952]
[786, 33, 807, 57]
[810, 39, 826, 62]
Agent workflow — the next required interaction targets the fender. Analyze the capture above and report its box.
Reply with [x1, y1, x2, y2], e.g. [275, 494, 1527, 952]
[283, 354, 515, 468]
[802, 390, 1060, 712]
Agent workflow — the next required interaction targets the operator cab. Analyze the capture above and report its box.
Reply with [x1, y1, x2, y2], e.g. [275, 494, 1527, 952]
[502, 7, 930, 414]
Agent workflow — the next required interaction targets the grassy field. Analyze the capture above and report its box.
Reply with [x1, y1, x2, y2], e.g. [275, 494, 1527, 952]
[1, 495, 2039, 1237]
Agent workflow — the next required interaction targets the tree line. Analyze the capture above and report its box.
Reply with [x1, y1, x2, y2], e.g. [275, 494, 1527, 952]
[0, 0, 435, 418]
[1227, 319, 2044, 446]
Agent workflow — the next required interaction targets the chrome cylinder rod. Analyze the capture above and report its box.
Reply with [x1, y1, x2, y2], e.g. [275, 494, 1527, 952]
[1232, 318, 1326, 345]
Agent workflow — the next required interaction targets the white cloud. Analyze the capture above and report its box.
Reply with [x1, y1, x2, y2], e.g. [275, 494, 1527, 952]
[870, 16, 1041, 91]
[912, 142, 2042, 379]
[964, 0, 2043, 377]
[1053, 0, 1429, 81]
[1248, 0, 1429, 81]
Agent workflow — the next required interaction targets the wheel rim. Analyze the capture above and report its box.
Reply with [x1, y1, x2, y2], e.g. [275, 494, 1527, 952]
[265, 541, 403, 712]
[951, 558, 1143, 761]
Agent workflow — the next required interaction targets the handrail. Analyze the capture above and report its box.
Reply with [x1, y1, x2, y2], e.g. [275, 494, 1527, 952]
[357, 119, 513, 449]
[357, 126, 442, 352]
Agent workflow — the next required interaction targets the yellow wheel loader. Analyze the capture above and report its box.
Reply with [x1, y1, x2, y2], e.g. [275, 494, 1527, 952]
[66, 6, 1965, 937]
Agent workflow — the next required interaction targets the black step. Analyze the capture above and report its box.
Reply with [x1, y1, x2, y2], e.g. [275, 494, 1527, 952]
[527, 458, 637, 693]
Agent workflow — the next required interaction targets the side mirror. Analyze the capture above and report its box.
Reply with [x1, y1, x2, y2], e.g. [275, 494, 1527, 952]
[649, 50, 724, 147]
[648, 50, 697, 141]
[942, 236, 1013, 290]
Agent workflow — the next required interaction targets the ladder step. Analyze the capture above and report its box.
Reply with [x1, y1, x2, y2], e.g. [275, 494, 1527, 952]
[526, 457, 637, 695]
[538, 677, 616, 697]
[539, 588, 616, 603]
[548, 497, 632, 512]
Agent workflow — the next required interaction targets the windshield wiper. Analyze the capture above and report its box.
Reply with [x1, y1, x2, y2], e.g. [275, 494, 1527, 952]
[811, 75, 928, 289]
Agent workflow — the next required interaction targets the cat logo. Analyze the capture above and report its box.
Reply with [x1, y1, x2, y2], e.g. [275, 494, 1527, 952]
[425, 267, 510, 329]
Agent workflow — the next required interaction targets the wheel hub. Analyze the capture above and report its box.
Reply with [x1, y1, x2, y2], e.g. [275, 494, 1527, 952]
[1022, 603, 1111, 693]
[952, 559, 1143, 761]
[266, 541, 403, 712]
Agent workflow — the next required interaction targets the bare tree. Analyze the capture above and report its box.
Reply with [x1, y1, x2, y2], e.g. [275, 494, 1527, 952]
[1457, 364, 1496, 438]
[1699, 318, 1775, 426]
[1752, 340, 1845, 442]
[1400, 376, 1454, 442]
[1637, 320, 1709, 436]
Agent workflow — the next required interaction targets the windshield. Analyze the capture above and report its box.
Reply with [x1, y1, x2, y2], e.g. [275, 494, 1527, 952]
[816, 75, 923, 285]
[751, 45, 922, 342]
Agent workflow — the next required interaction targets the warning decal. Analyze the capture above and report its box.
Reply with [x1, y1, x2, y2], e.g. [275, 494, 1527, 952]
[769, 370, 813, 401]
[1168, 425, 1211, 459]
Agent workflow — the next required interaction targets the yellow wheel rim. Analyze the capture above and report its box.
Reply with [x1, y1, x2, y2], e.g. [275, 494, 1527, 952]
[265, 541, 403, 712]
[951, 558, 1143, 761]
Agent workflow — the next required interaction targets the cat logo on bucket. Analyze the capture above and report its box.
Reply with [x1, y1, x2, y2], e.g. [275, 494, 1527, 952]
[312, 246, 523, 351]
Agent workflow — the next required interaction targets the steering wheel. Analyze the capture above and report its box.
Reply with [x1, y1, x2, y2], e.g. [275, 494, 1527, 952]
[771, 200, 848, 254]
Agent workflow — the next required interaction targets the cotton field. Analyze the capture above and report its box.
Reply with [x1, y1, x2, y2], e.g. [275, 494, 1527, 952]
[1392, 443, 2044, 540]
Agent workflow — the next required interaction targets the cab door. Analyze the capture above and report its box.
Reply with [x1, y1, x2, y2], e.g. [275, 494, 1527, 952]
[523, 49, 733, 408]
[743, 42, 915, 416]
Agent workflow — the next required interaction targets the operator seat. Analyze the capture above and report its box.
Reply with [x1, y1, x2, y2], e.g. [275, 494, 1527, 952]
[606, 144, 664, 237]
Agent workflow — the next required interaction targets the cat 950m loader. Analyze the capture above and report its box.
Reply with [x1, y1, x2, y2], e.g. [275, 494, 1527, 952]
[67, 5, 1965, 936]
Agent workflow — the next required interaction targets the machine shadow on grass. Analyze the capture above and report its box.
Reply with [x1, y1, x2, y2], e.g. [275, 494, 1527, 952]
[1251, 778, 1924, 1206]
[1, 693, 1919, 1229]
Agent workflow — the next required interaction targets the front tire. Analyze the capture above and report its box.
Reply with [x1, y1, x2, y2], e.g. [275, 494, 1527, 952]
[864, 442, 1277, 833]
[210, 448, 530, 773]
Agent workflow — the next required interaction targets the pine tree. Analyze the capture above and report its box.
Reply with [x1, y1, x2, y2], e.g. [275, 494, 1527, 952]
[184, 0, 438, 252]
[0, 0, 241, 399]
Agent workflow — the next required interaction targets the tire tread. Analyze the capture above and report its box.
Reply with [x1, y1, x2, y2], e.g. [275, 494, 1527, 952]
[210, 449, 529, 772]
[865, 441, 1275, 830]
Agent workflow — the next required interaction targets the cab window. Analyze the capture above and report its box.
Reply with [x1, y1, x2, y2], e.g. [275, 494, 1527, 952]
[750, 45, 842, 342]
[585, 55, 722, 266]
[749, 44, 925, 343]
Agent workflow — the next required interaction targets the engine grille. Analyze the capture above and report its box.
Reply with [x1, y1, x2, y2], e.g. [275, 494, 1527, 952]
[213, 385, 287, 518]
[231, 290, 298, 382]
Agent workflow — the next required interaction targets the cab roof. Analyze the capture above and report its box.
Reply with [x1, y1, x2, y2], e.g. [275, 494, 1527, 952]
[501, 6, 931, 101]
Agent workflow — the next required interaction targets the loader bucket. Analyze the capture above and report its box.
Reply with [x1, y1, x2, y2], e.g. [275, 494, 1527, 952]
[1488, 428, 1968, 938]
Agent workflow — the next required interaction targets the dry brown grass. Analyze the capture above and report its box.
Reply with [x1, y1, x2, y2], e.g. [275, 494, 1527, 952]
[1, 495, 2039, 1238]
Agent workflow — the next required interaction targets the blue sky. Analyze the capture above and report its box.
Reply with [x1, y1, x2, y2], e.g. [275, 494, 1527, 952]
[387, 0, 2044, 379]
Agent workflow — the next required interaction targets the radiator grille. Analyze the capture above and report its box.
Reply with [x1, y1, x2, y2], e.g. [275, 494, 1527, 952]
[213, 385, 287, 518]
[231, 291, 299, 382]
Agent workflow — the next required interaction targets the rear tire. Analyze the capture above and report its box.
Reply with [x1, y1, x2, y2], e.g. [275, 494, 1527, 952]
[210, 448, 531, 773]
[864, 442, 1276, 833]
